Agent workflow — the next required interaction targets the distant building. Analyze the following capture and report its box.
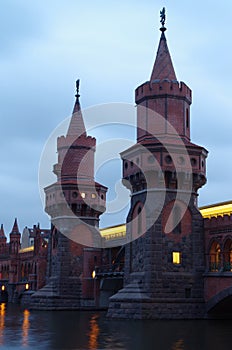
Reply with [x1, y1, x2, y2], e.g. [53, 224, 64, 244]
[0, 219, 49, 302]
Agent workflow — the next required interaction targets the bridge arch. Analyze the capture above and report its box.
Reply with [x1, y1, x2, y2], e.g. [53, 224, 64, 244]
[206, 286, 232, 318]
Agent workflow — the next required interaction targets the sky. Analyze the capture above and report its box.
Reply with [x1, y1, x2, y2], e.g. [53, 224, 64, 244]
[1, 0, 232, 234]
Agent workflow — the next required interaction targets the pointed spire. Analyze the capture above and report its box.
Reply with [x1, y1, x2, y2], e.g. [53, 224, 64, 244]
[0, 224, 5, 237]
[150, 8, 177, 82]
[66, 79, 87, 138]
[11, 218, 20, 234]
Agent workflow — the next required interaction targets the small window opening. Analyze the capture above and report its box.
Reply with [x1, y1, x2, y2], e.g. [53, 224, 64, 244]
[173, 205, 182, 234]
[172, 252, 181, 265]
[186, 108, 189, 129]
[185, 288, 191, 298]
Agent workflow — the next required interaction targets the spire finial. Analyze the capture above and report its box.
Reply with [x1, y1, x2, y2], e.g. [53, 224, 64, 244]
[160, 7, 166, 32]
[75, 79, 80, 98]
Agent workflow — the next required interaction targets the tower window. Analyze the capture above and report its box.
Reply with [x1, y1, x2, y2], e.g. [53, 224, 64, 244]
[173, 205, 182, 234]
[71, 204, 77, 213]
[165, 155, 172, 164]
[191, 158, 197, 166]
[185, 288, 191, 298]
[137, 206, 142, 235]
[81, 204, 87, 216]
[72, 192, 78, 198]
[81, 192, 86, 199]
[172, 252, 181, 265]
[186, 108, 189, 129]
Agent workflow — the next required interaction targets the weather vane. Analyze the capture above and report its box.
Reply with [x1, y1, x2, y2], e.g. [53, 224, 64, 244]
[75, 79, 80, 98]
[160, 7, 166, 28]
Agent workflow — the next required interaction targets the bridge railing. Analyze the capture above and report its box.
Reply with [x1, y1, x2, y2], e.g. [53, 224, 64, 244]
[209, 262, 222, 272]
[223, 262, 232, 272]
[207, 254, 232, 272]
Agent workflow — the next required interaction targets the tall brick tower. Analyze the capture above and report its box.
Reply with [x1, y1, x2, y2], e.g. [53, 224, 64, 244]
[31, 81, 107, 309]
[108, 9, 208, 319]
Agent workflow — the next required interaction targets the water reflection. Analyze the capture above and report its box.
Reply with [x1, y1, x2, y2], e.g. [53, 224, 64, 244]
[172, 338, 184, 350]
[22, 309, 30, 346]
[88, 313, 100, 349]
[0, 305, 232, 349]
[0, 303, 5, 345]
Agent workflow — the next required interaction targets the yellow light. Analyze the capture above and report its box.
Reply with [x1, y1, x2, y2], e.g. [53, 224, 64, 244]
[92, 270, 96, 279]
[1, 286, 5, 291]
[173, 252, 181, 265]
[91, 193, 96, 199]
[25, 283, 29, 290]
[100, 224, 126, 240]
[200, 201, 232, 218]
[81, 192, 86, 199]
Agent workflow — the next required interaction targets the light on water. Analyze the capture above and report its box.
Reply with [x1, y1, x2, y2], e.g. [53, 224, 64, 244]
[0, 303, 232, 349]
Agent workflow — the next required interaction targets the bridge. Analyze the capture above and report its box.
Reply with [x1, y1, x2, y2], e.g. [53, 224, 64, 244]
[98, 201, 232, 317]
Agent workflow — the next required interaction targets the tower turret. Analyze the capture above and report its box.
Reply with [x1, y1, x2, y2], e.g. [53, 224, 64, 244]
[10, 218, 21, 255]
[0, 224, 7, 254]
[31, 81, 107, 309]
[46, 80, 107, 222]
[108, 8, 208, 319]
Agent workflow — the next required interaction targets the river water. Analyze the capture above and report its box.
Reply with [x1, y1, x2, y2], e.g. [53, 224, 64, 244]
[0, 303, 232, 350]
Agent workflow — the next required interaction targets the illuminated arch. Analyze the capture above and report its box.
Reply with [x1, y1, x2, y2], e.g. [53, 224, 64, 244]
[209, 240, 222, 272]
[223, 237, 232, 271]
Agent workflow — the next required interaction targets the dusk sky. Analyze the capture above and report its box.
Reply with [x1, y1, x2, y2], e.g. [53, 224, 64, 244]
[1, 1, 232, 234]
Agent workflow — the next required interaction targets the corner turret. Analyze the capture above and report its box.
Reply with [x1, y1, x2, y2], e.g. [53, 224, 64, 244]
[10, 218, 21, 255]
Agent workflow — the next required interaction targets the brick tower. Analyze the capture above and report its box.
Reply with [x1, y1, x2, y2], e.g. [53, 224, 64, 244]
[8, 219, 21, 301]
[31, 81, 107, 309]
[108, 10, 208, 319]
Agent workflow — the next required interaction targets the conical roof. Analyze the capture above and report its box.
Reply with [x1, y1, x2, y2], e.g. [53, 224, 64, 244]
[150, 29, 177, 82]
[0, 224, 5, 238]
[66, 79, 87, 138]
[10, 218, 20, 234]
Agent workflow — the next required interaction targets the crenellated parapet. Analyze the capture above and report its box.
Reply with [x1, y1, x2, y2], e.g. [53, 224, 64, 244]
[57, 134, 96, 150]
[135, 80, 192, 105]
[204, 214, 232, 230]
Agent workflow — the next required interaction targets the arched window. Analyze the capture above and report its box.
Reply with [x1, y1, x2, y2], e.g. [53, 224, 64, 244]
[137, 207, 142, 235]
[52, 228, 58, 249]
[173, 205, 182, 234]
[209, 242, 221, 272]
[131, 202, 144, 240]
[21, 264, 25, 279]
[223, 239, 232, 271]
[186, 108, 189, 129]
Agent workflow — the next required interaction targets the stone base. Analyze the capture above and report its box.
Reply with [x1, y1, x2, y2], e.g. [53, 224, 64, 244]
[30, 278, 82, 310]
[107, 285, 205, 319]
[108, 298, 206, 319]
